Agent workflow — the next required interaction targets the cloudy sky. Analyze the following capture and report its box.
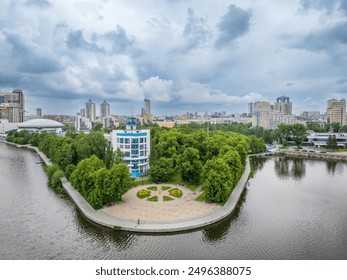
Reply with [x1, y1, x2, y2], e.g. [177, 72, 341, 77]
[1, 0, 346, 116]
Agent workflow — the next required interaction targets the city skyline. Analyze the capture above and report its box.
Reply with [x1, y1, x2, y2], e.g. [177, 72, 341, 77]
[1, 0, 347, 116]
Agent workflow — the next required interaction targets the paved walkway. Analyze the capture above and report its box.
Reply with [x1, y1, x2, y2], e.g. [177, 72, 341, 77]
[102, 184, 217, 222]
[60, 158, 250, 232]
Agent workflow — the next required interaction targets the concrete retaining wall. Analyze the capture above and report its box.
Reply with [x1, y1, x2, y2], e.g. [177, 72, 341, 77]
[2, 139, 251, 233]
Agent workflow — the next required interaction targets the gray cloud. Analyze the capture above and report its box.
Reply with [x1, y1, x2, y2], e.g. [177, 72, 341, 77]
[102, 26, 137, 54]
[3, 31, 62, 74]
[215, 4, 252, 48]
[300, 0, 347, 15]
[65, 26, 137, 55]
[300, 0, 337, 12]
[296, 21, 347, 51]
[180, 8, 210, 53]
[25, 0, 51, 8]
[340, 1, 347, 14]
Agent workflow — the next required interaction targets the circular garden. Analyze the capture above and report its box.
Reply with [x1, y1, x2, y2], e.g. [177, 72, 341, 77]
[136, 185, 183, 202]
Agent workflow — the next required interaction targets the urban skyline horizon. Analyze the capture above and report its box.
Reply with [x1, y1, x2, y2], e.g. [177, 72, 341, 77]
[1, 1, 346, 118]
[17, 94, 342, 118]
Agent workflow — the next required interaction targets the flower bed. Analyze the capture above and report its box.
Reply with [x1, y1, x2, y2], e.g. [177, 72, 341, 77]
[137, 189, 151, 199]
[169, 188, 183, 198]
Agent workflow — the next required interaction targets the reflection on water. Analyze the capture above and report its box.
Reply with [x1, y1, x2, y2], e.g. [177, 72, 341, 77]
[273, 157, 306, 181]
[1, 143, 347, 260]
[202, 188, 248, 245]
[326, 160, 338, 175]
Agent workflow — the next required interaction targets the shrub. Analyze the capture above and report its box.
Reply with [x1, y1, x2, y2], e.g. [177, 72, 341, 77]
[163, 196, 174, 201]
[51, 169, 64, 189]
[169, 188, 183, 198]
[137, 189, 151, 199]
[147, 186, 157, 191]
[161, 186, 171, 191]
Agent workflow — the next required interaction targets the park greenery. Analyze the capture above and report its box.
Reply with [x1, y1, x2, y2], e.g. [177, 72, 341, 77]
[6, 130, 130, 209]
[149, 124, 266, 203]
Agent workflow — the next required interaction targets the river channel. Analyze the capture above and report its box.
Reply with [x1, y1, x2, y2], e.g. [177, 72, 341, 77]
[1, 142, 347, 259]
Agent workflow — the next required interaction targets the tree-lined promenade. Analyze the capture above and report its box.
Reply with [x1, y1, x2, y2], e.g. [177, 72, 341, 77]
[6, 122, 266, 209]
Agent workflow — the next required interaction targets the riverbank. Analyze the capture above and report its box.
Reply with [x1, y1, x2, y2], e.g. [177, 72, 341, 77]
[2, 139, 251, 233]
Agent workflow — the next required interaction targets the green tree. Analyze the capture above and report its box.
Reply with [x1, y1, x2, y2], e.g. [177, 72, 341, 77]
[235, 144, 247, 165]
[70, 155, 105, 196]
[292, 124, 307, 148]
[275, 124, 291, 146]
[150, 157, 174, 183]
[178, 147, 202, 185]
[330, 123, 341, 133]
[104, 163, 131, 203]
[202, 158, 233, 203]
[92, 122, 103, 131]
[113, 147, 125, 165]
[326, 135, 338, 150]
[248, 135, 266, 154]
[222, 150, 243, 186]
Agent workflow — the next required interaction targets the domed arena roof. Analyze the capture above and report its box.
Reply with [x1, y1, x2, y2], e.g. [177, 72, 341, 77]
[18, 119, 64, 128]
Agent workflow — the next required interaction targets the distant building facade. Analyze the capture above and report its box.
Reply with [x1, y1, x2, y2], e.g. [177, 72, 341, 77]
[326, 99, 346, 125]
[85, 99, 96, 122]
[100, 100, 110, 122]
[75, 116, 92, 132]
[111, 117, 150, 177]
[17, 119, 64, 134]
[252, 96, 301, 129]
[248, 102, 254, 117]
[0, 89, 25, 123]
[252, 101, 271, 129]
[274, 96, 292, 115]
[36, 108, 42, 117]
[143, 98, 151, 114]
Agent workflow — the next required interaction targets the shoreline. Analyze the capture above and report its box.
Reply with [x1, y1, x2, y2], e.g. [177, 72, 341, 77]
[2, 139, 250, 233]
[250, 149, 347, 161]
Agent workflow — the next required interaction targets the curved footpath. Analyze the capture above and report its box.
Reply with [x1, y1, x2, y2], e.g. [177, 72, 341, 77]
[2, 140, 250, 233]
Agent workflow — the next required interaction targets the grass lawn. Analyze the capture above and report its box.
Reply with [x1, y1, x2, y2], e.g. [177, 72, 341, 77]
[196, 192, 206, 202]
[163, 196, 174, 201]
[147, 186, 157, 191]
[147, 196, 158, 202]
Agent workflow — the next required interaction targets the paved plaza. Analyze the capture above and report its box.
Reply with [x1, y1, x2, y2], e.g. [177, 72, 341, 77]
[102, 184, 218, 222]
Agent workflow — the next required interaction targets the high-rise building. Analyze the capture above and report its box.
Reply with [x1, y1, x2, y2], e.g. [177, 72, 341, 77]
[36, 108, 42, 117]
[274, 96, 292, 115]
[80, 108, 85, 117]
[85, 99, 96, 122]
[100, 100, 110, 120]
[326, 99, 346, 125]
[0, 89, 25, 123]
[144, 98, 151, 114]
[252, 101, 271, 129]
[248, 103, 254, 117]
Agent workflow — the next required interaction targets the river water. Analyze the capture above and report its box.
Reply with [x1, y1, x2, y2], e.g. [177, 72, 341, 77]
[1, 143, 347, 260]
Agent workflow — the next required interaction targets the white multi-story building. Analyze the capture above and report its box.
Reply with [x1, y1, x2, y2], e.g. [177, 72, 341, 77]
[111, 117, 150, 177]
[75, 116, 92, 132]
